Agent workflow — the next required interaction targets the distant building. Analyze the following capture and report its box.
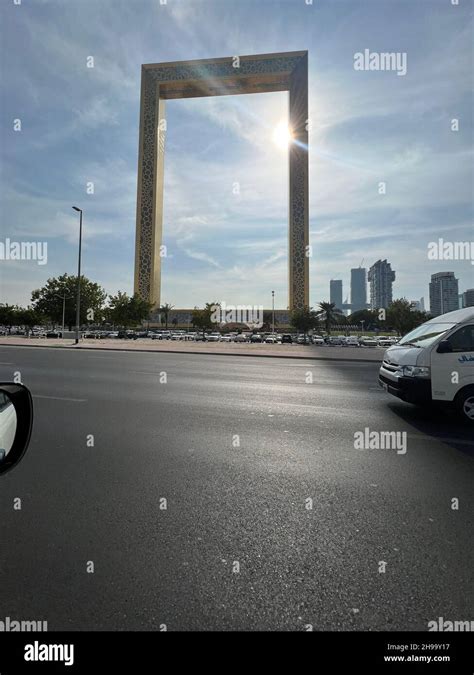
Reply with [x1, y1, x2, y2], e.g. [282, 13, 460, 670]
[350, 268, 367, 312]
[368, 259, 396, 309]
[410, 298, 425, 312]
[429, 272, 459, 316]
[330, 279, 343, 310]
[463, 288, 474, 308]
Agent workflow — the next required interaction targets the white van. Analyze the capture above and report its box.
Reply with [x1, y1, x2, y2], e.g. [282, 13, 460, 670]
[379, 307, 474, 423]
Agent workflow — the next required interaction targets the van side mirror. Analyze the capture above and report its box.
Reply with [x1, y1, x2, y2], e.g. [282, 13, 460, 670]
[0, 383, 33, 476]
[437, 340, 453, 354]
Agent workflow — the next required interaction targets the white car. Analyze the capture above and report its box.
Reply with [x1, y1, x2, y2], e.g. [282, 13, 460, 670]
[328, 336, 344, 346]
[206, 333, 221, 342]
[312, 335, 325, 345]
[234, 334, 247, 343]
[220, 335, 233, 342]
[360, 336, 378, 347]
[345, 336, 360, 347]
[265, 335, 278, 344]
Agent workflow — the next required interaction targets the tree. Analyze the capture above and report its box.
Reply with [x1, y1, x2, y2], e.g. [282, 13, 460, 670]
[290, 305, 317, 340]
[0, 304, 18, 332]
[350, 309, 380, 331]
[192, 302, 217, 338]
[31, 274, 107, 329]
[386, 299, 429, 336]
[14, 307, 43, 335]
[106, 292, 152, 329]
[316, 301, 338, 334]
[160, 303, 174, 330]
[128, 294, 153, 326]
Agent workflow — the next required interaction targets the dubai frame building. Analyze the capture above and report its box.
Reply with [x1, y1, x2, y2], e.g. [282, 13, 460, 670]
[134, 51, 309, 311]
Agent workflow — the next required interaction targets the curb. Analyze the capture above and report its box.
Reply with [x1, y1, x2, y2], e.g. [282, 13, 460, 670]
[0, 341, 381, 364]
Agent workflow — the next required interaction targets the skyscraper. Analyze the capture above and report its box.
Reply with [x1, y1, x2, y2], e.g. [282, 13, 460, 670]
[350, 268, 367, 312]
[330, 279, 343, 310]
[429, 272, 459, 316]
[463, 289, 474, 308]
[368, 259, 396, 309]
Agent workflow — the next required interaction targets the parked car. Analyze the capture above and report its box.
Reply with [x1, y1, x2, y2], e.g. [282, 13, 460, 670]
[345, 336, 360, 347]
[265, 335, 278, 344]
[250, 334, 263, 343]
[281, 334, 292, 344]
[234, 334, 247, 343]
[206, 333, 221, 342]
[296, 335, 311, 344]
[360, 336, 378, 347]
[327, 336, 344, 346]
[311, 335, 325, 345]
[46, 331, 61, 339]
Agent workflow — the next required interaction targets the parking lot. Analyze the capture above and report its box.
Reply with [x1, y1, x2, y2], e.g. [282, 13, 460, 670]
[2, 327, 400, 348]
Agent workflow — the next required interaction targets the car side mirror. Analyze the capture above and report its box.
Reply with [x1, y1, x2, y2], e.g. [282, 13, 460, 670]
[437, 340, 453, 354]
[0, 383, 33, 476]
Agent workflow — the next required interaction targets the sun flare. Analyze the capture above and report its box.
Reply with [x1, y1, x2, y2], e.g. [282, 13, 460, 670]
[272, 121, 293, 149]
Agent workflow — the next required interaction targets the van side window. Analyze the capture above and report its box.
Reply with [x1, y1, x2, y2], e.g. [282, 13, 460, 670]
[448, 325, 474, 352]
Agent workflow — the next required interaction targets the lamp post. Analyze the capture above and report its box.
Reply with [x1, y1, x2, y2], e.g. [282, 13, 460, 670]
[72, 207, 83, 345]
[272, 290, 275, 335]
[54, 293, 72, 333]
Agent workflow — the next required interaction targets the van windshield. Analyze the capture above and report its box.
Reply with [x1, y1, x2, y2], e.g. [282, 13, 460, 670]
[398, 322, 456, 348]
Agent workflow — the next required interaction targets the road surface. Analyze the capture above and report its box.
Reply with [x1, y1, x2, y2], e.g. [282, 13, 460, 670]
[0, 346, 472, 631]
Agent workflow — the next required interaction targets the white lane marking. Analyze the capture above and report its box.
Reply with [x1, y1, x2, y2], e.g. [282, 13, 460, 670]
[0, 362, 14, 365]
[34, 395, 86, 402]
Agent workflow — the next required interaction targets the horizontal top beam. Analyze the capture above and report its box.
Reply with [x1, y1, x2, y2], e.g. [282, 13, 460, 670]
[142, 51, 307, 100]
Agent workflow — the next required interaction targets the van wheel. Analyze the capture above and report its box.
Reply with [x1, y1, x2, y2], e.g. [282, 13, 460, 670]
[455, 387, 474, 423]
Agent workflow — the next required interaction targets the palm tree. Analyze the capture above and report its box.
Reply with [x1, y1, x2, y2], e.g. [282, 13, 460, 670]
[160, 303, 174, 330]
[317, 301, 337, 335]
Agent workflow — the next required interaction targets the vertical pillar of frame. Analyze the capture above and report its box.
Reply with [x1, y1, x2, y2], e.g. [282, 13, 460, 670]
[288, 53, 309, 310]
[134, 68, 166, 308]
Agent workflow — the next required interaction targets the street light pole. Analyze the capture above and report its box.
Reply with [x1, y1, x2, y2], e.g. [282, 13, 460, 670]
[62, 295, 66, 333]
[272, 290, 275, 335]
[72, 207, 83, 345]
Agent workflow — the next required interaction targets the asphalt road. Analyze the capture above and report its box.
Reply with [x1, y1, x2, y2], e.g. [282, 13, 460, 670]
[0, 346, 472, 631]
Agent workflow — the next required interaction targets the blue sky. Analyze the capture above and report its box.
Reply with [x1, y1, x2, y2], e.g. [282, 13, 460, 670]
[1, 0, 472, 310]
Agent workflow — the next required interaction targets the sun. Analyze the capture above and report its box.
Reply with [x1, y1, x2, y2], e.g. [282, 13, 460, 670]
[272, 121, 293, 149]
